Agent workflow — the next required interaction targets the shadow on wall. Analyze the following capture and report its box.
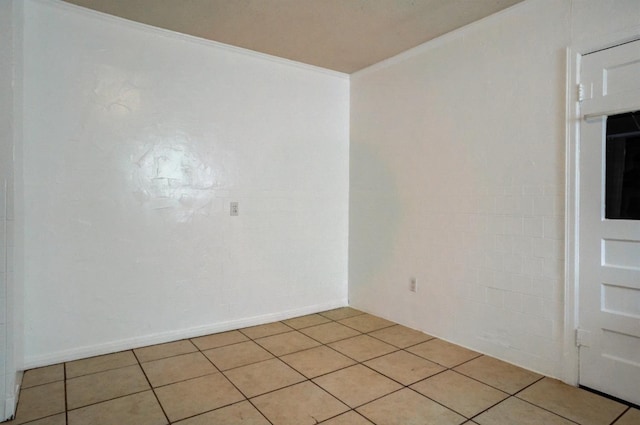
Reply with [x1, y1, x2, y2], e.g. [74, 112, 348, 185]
[349, 141, 401, 287]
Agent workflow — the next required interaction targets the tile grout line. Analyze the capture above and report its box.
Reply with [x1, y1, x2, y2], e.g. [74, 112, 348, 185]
[131, 350, 172, 425]
[357, 352, 440, 387]
[508, 376, 588, 425]
[609, 406, 630, 425]
[228, 311, 466, 422]
[513, 374, 546, 395]
[64, 358, 170, 413]
[239, 312, 468, 422]
[464, 395, 512, 423]
[10, 313, 481, 424]
[507, 395, 582, 425]
[59, 339, 576, 425]
[282, 313, 568, 423]
[8, 309, 378, 422]
[445, 360, 531, 397]
[194, 333, 277, 425]
[64, 360, 140, 380]
[136, 349, 222, 390]
[404, 385, 473, 421]
[65, 389, 155, 416]
[345, 353, 490, 422]
[18, 308, 637, 425]
[176, 310, 373, 422]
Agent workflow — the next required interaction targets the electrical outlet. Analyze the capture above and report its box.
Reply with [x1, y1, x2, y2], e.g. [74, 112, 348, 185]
[410, 277, 417, 293]
[230, 202, 239, 216]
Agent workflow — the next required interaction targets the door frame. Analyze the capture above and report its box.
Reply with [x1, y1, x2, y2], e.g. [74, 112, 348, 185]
[564, 30, 640, 387]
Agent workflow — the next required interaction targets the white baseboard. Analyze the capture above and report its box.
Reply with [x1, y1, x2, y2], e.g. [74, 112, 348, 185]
[24, 299, 347, 369]
[1, 372, 21, 422]
[3, 396, 15, 422]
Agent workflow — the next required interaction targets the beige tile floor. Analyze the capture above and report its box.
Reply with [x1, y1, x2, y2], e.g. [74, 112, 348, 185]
[7, 307, 640, 425]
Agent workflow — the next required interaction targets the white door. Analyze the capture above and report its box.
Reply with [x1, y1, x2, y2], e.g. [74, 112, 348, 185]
[578, 39, 640, 405]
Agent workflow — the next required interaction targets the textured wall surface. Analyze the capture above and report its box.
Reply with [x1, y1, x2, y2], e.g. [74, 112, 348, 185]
[349, 0, 571, 378]
[349, 0, 640, 380]
[22, 0, 349, 366]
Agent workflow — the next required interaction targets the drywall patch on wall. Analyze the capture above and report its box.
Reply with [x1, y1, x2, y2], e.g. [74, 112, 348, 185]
[131, 138, 218, 221]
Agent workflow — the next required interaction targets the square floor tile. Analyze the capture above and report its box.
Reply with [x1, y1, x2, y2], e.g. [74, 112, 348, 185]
[191, 330, 249, 350]
[255, 331, 321, 356]
[364, 350, 445, 385]
[67, 364, 150, 409]
[21, 364, 64, 389]
[319, 307, 364, 321]
[328, 335, 397, 362]
[155, 373, 244, 422]
[411, 370, 509, 418]
[141, 352, 217, 387]
[252, 381, 349, 425]
[474, 397, 575, 425]
[454, 356, 542, 395]
[300, 322, 361, 344]
[134, 340, 197, 363]
[280, 346, 356, 378]
[319, 411, 374, 425]
[615, 408, 640, 425]
[369, 324, 434, 348]
[407, 339, 480, 368]
[313, 364, 402, 408]
[224, 358, 305, 398]
[21, 310, 638, 425]
[338, 314, 396, 333]
[356, 388, 465, 425]
[203, 340, 273, 371]
[517, 378, 627, 425]
[66, 351, 137, 378]
[240, 322, 292, 339]
[282, 314, 331, 329]
[173, 401, 270, 425]
[12, 381, 65, 424]
[67, 391, 167, 425]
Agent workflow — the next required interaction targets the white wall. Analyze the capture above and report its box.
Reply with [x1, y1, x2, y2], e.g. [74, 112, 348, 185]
[0, 0, 23, 419]
[571, 0, 640, 47]
[350, 0, 571, 378]
[349, 0, 640, 380]
[22, 0, 349, 367]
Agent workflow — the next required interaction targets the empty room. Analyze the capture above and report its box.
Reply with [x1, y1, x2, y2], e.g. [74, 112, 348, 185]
[1, 0, 639, 424]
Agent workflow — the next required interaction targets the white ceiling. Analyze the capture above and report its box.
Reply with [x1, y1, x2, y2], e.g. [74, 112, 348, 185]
[62, 0, 525, 73]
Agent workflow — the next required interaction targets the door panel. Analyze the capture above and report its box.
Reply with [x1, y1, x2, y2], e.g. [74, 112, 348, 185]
[581, 40, 640, 118]
[578, 39, 640, 405]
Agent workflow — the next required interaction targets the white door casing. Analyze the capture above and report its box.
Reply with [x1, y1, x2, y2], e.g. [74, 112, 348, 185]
[578, 39, 640, 405]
